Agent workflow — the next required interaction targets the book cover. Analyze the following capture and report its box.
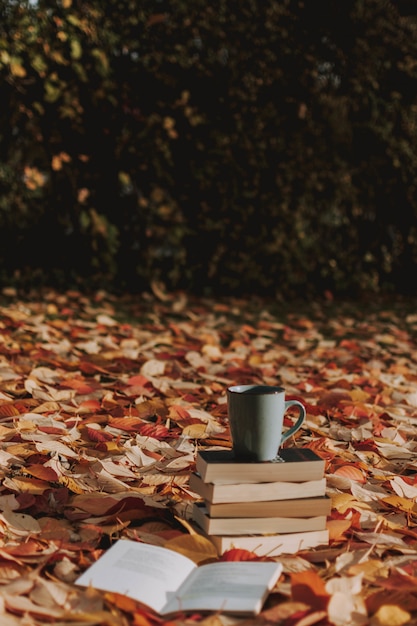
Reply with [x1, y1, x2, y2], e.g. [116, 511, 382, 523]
[76, 539, 283, 616]
[195, 447, 325, 484]
[207, 529, 330, 556]
[189, 473, 327, 504]
[205, 495, 331, 518]
[192, 502, 328, 535]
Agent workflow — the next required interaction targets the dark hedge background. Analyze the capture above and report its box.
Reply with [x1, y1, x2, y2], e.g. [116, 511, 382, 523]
[1, 0, 417, 299]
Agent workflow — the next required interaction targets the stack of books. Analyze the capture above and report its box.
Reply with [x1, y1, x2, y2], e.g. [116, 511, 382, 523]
[190, 447, 330, 556]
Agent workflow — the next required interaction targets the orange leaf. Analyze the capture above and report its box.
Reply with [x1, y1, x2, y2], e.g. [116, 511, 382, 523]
[291, 570, 329, 611]
[78, 399, 102, 412]
[0, 403, 20, 417]
[109, 416, 144, 432]
[133, 611, 159, 626]
[132, 610, 161, 626]
[61, 377, 95, 394]
[127, 374, 150, 387]
[326, 518, 352, 541]
[260, 601, 312, 623]
[333, 465, 366, 483]
[104, 592, 139, 614]
[0, 539, 45, 558]
[25, 464, 58, 482]
[168, 405, 191, 420]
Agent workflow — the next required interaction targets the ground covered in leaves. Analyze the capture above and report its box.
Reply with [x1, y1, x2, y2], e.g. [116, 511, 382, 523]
[1, 289, 417, 626]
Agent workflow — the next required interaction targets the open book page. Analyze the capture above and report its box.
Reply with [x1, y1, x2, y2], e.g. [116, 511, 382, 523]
[163, 560, 283, 615]
[76, 540, 196, 614]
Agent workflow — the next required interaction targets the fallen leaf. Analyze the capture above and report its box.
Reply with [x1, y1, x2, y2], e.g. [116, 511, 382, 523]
[370, 604, 411, 626]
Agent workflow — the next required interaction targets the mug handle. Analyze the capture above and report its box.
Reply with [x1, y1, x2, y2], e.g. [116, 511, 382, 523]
[280, 400, 306, 444]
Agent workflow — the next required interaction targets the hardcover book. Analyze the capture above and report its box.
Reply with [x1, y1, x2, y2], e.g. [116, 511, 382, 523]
[76, 539, 283, 616]
[192, 502, 328, 536]
[189, 473, 327, 504]
[195, 447, 325, 484]
[206, 529, 330, 556]
[204, 495, 331, 518]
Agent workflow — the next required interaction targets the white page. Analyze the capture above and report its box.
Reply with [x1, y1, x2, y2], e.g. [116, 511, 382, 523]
[76, 540, 196, 613]
[163, 560, 283, 615]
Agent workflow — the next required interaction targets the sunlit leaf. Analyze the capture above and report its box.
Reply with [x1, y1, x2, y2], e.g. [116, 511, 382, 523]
[333, 465, 366, 483]
[164, 533, 218, 563]
[371, 605, 411, 626]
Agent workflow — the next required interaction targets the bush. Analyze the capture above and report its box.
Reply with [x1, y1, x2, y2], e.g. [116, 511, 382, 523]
[1, 0, 417, 298]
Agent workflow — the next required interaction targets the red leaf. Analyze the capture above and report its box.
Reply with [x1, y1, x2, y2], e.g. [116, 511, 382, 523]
[220, 548, 262, 561]
[86, 427, 114, 442]
[138, 423, 171, 439]
[38, 426, 66, 435]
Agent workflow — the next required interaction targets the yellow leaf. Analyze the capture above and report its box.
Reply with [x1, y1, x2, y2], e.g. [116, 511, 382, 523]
[0, 50, 10, 64]
[58, 475, 85, 494]
[118, 171, 132, 187]
[348, 558, 389, 582]
[182, 423, 207, 438]
[371, 604, 411, 626]
[71, 39, 82, 60]
[62, 0, 72, 7]
[5, 443, 34, 458]
[3, 476, 49, 494]
[350, 388, 371, 402]
[10, 59, 26, 77]
[381, 495, 415, 513]
[332, 493, 371, 514]
[164, 533, 218, 564]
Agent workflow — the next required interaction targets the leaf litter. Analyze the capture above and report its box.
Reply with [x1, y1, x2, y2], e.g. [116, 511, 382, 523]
[1, 290, 417, 624]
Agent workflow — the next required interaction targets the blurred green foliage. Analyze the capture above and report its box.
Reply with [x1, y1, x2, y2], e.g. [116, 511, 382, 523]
[1, 0, 417, 298]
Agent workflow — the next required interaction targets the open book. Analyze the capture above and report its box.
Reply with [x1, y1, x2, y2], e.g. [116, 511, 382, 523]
[76, 539, 283, 616]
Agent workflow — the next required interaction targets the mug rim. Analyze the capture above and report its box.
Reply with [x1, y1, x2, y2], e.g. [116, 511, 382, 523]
[228, 384, 285, 395]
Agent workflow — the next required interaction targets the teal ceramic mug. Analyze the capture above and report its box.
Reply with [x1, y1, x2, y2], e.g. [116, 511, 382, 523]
[227, 384, 306, 461]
